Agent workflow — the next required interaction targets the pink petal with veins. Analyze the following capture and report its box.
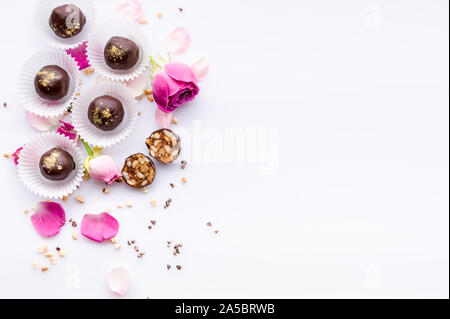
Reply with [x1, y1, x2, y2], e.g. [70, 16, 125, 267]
[26, 111, 60, 131]
[30, 202, 66, 237]
[155, 108, 173, 128]
[108, 267, 130, 297]
[81, 213, 119, 242]
[191, 57, 210, 81]
[117, 0, 144, 23]
[165, 62, 197, 83]
[166, 27, 191, 55]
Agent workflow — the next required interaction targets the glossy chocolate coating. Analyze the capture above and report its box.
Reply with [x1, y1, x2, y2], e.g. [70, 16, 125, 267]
[88, 95, 125, 131]
[104, 36, 140, 70]
[34, 65, 70, 101]
[49, 4, 86, 38]
[39, 147, 75, 181]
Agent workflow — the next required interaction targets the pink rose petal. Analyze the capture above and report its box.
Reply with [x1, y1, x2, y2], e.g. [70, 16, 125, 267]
[117, 0, 144, 23]
[30, 202, 66, 237]
[26, 111, 61, 131]
[155, 108, 173, 128]
[81, 213, 119, 242]
[166, 27, 191, 55]
[57, 121, 77, 140]
[165, 61, 197, 83]
[126, 73, 150, 98]
[108, 267, 130, 297]
[191, 57, 210, 81]
[12, 146, 23, 166]
[66, 42, 90, 70]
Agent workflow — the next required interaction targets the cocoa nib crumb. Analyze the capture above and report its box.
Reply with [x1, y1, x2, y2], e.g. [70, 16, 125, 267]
[179, 8, 183, 12]
[207, 222, 212, 227]
[69, 218, 77, 227]
[167, 265, 171, 270]
[173, 243, 183, 256]
[164, 198, 172, 209]
[151, 220, 156, 225]
[176, 265, 182, 270]
[181, 161, 187, 170]
[3, 102, 7, 107]
[170, 183, 175, 188]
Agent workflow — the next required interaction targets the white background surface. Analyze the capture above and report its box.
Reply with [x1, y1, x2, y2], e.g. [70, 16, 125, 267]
[0, 0, 448, 299]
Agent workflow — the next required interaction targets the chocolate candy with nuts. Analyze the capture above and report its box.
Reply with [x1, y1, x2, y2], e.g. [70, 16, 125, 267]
[122, 153, 156, 188]
[145, 129, 181, 164]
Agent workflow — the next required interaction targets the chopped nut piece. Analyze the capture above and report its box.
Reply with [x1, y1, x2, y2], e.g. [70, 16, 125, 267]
[144, 89, 152, 96]
[50, 258, 56, 264]
[126, 201, 133, 208]
[103, 188, 110, 195]
[139, 18, 148, 25]
[37, 248, 44, 254]
[181, 161, 187, 170]
[43, 245, 48, 253]
[214, 230, 219, 234]
[135, 94, 144, 101]
[141, 188, 148, 193]
[44, 253, 53, 258]
[83, 67, 95, 75]
[62, 196, 68, 202]
[137, 112, 141, 116]
[181, 177, 187, 184]
[105, 207, 112, 213]
[117, 204, 123, 208]
[150, 199, 157, 207]
[41, 266, 49, 272]
[24, 209, 29, 214]
[156, 12, 163, 18]
[3, 153, 11, 158]
[110, 237, 118, 244]
[171, 117, 178, 125]
[114, 243, 121, 249]
[75, 196, 85, 204]
[58, 250, 65, 257]
[72, 232, 79, 240]
[33, 262, 39, 270]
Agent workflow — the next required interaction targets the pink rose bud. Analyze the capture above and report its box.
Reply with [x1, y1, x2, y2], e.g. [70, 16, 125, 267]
[89, 155, 122, 184]
[152, 61, 199, 113]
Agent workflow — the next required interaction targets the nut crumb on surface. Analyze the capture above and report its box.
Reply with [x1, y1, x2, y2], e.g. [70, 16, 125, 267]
[176, 265, 182, 270]
[72, 232, 79, 240]
[126, 201, 133, 208]
[144, 89, 152, 96]
[214, 230, 219, 234]
[156, 12, 163, 18]
[139, 18, 148, 25]
[181, 161, 187, 170]
[102, 188, 110, 195]
[33, 262, 39, 270]
[75, 196, 85, 204]
[147, 95, 154, 102]
[181, 177, 187, 184]
[3, 153, 10, 158]
[167, 265, 171, 270]
[207, 222, 212, 227]
[151, 199, 157, 207]
[117, 204, 123, 208]
[58, 250, 65, 257]
[171, 117, 178, 125]
[24, 209, 29, 214]
[41, 266, 49, 272]
[43, 245, 48, 253]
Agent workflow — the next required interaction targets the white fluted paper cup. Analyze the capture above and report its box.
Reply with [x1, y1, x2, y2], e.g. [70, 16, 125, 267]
[17, 50, 81, 118]
[18, 132, 85, 199]
[71, 82, 138, 148]
[86, 20, 151, 82]
[35, 0, 96, 50]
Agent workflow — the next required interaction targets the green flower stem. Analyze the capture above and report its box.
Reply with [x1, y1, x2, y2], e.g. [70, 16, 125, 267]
[81, 139, 94, 157]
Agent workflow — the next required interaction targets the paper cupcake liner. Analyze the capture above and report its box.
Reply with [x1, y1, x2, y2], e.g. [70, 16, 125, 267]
[17, 50, 81, 118]
[35, 0, 97, 50]
[18, 132, 85, 199]
[71, 82, 138, 148]
[86, 20, 151, 82]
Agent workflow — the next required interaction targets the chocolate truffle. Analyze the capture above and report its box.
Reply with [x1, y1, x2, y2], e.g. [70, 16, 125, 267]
[145, 129, 181, 164]
[122, 153, 156, 188]
[88, 95, 125, 131]
[49, 4, 86, 38]
[39, 147, 75, 181]
[104, 36, 140, 70]
[34, 65, 70, 101]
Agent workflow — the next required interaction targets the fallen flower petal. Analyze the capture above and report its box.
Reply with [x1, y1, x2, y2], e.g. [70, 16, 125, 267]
[155, 108, 173, 128]
[126, 73, 150, 98]
[12, 146, 23, 166]
[81, 213, 119, 242]
[191, 57, 210, 81]
[26, 111, 60, 132]
[57, 121, 77, 140]
[107, 266, 130, 297]
[117, 0, 144, 23]
[66, 42, 90, 70]
[30, 202, 66, 237]
[166, 27, 191, 55]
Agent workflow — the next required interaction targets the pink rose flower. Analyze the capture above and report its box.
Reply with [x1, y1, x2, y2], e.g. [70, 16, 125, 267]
[152, 62, 199, 113]
[89, 155, 122, 184]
